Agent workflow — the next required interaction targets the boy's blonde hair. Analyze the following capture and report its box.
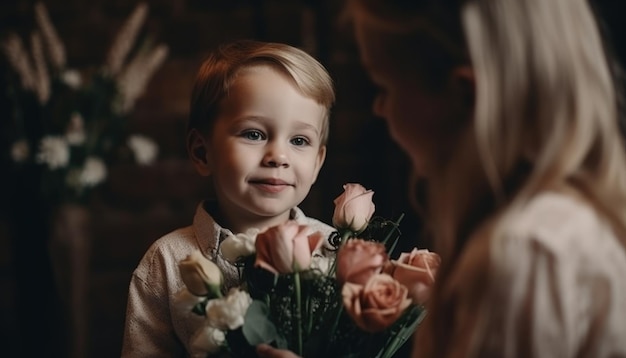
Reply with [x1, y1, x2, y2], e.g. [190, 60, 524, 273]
[188, 40, 335, 144]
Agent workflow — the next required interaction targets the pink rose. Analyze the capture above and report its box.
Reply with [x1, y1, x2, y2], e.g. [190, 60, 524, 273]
[336, 239, 387, 285]
[385, 248, 440, 305]
[342, 274, 412, 333]
[254, 221, 324, 274]
[332, 183, 375, 233]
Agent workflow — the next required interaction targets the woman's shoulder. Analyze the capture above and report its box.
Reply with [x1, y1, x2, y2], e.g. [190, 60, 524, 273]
[493, 191, 626, 286]
[485, 192, 626, 355]
[504, 191, 618, 254]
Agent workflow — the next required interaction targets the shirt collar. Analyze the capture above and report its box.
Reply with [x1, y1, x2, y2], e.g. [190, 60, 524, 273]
[192, 200, 307, 258]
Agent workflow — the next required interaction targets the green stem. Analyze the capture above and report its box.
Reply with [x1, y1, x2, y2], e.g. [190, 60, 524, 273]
[328, 304, 344, 345]
[381, 214, 404, 248]
[379, 306, 426, 358]
[294, 271, 303, 356]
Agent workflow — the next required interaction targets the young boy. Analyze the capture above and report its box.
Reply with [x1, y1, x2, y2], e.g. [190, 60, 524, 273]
[121, 40, 336, 357]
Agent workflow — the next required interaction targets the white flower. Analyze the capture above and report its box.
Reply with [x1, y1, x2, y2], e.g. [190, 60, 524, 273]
[36, 136, 69, 169]
[79, 157, 107, 187]
[60, 69, 82, 89]
[190, 325, 225, 356]
[65, 112, 86, 145]
[11, 139, 30, 162]
[179, 250, 223, 297]
[127, 134, 158, 165]
[220, 228, 259, 263]
[205, 288, 252, 330]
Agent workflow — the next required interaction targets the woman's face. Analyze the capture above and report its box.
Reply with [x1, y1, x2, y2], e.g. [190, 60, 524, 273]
[354, 18, 468, 177]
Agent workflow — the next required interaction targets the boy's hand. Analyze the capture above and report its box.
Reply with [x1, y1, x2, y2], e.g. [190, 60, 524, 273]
[256, 344, 301, 358]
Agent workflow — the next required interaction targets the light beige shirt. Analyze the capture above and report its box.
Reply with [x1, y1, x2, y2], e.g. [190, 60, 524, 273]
[121, 201, 336, 358]
[417, 192, 626, 358]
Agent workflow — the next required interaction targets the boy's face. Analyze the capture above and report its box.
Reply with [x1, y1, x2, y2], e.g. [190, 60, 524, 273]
[204, 64, 327, 227]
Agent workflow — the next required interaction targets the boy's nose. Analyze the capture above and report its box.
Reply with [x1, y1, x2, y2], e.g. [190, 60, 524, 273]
[262, 147, 290, 168]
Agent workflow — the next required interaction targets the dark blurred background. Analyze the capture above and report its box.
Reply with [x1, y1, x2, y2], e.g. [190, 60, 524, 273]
[0, 0, 623, 357]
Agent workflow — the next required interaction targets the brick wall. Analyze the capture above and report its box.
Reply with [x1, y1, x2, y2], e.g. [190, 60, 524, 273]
[0, 1, 422, 357]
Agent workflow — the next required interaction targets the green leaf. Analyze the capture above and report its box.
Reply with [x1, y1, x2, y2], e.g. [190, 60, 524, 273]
[191, 298, 207, 316]
[242, 300, 286, 347]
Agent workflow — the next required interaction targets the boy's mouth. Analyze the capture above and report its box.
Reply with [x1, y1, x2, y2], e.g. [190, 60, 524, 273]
[249, 178, 293, 193]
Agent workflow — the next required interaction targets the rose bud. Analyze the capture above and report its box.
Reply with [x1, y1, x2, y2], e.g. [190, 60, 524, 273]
[179, 250, 223, 297]
[255, 221, 324, 274]
[332, 183, 375, 233]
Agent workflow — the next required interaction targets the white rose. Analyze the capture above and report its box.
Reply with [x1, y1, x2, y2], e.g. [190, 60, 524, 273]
[220, 228, 259, 263]
[205, 288, 252, 330]
[190, 324, 225, 356]
[179, 250, 223, 296]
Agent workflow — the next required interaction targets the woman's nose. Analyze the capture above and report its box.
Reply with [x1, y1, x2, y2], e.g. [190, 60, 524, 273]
[262, 144, 290, 168]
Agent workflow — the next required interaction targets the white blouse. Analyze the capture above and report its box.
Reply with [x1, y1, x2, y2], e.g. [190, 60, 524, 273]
[416, 192, 626, 358]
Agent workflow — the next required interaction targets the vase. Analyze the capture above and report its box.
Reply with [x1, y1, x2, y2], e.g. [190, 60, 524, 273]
[49, 203, 91, 358]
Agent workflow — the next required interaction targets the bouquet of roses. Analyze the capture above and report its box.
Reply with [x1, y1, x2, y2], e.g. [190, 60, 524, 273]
[178, 183, 440, 357]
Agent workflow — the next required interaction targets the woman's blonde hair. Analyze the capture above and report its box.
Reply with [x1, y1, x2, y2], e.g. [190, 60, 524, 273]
[188, 39, 335, 144]
[349, 0, 626, 355]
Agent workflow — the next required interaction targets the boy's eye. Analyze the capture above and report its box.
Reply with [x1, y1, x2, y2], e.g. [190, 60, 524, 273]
[241, 130, 265, 141]
[290, 136, 310, 146]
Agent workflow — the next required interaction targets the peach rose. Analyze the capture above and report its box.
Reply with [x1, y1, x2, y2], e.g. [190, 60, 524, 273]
[254, 221, 324, 274]
[342, 274, 412, 333]
[336, 239, 387, 285]
[386, 248, 440, 305]
[179, 250, 223, 296]
[332, 183, 375, 233]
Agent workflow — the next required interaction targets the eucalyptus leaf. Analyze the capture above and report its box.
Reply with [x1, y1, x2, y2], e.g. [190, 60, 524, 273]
[242, 300, 285, 347]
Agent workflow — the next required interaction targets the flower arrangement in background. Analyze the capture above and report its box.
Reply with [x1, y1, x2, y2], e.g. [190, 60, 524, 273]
[1, 2, 166, 204]
[178, 183, 441, 357]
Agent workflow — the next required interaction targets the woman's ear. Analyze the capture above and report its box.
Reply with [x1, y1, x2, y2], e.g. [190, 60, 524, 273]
[187, 128, 212, 177]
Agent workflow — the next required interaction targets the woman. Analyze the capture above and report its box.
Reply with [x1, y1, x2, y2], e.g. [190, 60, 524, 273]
[259, 0, 626, 357]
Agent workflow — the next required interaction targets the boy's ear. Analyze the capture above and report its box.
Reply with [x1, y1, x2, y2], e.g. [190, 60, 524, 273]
[187, 129, 212, 177]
